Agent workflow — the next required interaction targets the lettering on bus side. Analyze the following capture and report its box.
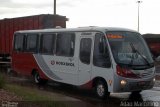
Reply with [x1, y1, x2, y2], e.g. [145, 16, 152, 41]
[51, 60, 75, 67]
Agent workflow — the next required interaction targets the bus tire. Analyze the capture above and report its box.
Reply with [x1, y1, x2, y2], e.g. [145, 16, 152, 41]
[33, 71, 41, 84]
[33, 71, 47, 85]
[95, 80, 110, 99]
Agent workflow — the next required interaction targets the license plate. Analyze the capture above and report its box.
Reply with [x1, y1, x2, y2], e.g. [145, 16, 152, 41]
[138, 81, 145, 85]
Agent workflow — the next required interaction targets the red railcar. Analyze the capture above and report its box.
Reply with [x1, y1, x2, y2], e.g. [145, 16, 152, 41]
[142, 34, 160, 58]
[0, 14, 68, 61]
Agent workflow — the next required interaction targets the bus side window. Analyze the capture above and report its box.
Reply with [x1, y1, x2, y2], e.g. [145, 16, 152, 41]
[80, 38, 92, 64]
[56, 33, 75, 57]
[40, 33, 56, 54]
[14, 34, 24, 52]
[25, 34, 38, 53]
[93, 33, 111, 68]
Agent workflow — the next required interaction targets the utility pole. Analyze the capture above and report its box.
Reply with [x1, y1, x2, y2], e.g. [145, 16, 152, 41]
[137, 1, 142, 32]
[54, 0, 56, 15]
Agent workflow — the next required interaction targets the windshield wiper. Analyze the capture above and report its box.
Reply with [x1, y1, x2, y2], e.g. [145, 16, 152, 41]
[129, 43, 151, 67]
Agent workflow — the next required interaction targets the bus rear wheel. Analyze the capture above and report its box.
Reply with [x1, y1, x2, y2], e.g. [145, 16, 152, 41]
[34, 72, 41, 84]
[95, 80, 110, 99]
[33, 71, 47, 85]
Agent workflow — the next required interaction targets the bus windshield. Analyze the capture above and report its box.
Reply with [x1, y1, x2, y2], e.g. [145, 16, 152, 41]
[106, 31, 154, 69]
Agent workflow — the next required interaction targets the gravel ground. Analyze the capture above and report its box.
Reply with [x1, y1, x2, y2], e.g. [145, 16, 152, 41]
[0, 89, 22, 101]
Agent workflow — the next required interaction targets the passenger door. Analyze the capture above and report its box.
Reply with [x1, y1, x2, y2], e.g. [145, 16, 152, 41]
[78, 33, 94, 85]
[47, 32, 78, 85]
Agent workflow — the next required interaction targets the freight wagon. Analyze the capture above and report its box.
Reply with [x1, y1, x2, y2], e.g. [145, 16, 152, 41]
[0, 14, 68, 63]
[142, 34, 160, 58]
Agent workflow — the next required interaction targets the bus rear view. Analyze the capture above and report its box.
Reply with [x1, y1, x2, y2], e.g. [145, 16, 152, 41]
[107, 31, 155, 93]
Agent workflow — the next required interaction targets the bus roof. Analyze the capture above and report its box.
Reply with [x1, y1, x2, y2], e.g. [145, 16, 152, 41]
[14, 27, 138, 34]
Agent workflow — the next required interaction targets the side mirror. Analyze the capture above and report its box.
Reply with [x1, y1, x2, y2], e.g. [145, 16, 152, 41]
[155, 56, 160, 62]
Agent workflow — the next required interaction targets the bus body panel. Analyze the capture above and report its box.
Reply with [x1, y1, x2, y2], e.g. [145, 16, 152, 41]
[34, 54, 79, 85]
[12, 52, 48, 79]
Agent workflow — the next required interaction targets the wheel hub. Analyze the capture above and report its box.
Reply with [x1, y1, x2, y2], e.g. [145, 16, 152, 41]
[35, 73, 40, 83]
[97, 84, 105, 97]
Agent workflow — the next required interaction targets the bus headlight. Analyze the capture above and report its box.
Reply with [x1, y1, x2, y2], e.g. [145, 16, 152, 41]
[153, 78, 156, 82]
[121, 80, 127, 86]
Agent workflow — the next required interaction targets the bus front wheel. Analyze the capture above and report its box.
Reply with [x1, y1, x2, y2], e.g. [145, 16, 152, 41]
[95, 80, 110, 99]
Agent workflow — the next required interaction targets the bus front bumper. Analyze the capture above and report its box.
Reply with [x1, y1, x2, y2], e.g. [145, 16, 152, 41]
[113, 77, 155, 92]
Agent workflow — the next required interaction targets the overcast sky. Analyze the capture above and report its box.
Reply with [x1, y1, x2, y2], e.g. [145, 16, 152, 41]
[0, 0, 160, 34]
